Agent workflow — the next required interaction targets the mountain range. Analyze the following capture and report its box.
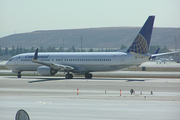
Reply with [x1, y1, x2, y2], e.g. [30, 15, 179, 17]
[0, 27, 180, 49]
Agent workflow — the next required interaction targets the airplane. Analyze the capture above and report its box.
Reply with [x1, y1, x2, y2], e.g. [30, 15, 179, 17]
[155, 56, 173, 64]
[5, 16, 179, 79]
[150, 48, 174, 63]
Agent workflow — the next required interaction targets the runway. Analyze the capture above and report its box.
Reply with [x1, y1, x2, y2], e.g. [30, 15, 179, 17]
[1, 61, 180, 78]
[1, 70, 180, 78]
[0, 76, 180, 120]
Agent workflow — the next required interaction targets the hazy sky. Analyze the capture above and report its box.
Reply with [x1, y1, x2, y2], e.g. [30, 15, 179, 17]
[0, 0, 180, 38]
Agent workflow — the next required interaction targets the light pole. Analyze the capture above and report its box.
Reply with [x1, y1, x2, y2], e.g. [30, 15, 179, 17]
[175, 37, 177, 51]
[80, 35, 83, 52]
[63, 38, 64, 52]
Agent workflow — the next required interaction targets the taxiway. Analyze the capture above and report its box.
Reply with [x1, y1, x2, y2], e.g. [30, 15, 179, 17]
[0, 76, 180, 120]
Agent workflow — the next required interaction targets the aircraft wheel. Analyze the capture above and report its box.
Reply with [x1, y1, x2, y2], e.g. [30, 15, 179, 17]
[85, 73, 92, 79]
[88, 73, 92, 79]
[65, 73, 73, 79]
[65, 74, 69, 79]
[17, 72, 21, 78]
[85, 73, 88, 79]
[69, 74, 73, 79]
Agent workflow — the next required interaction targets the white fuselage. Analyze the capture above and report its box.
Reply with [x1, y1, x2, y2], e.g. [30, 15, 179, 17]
[6, 52, 149, 73]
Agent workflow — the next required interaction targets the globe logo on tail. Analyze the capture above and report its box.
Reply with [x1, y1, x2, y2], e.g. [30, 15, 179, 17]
[127, 33, 148, 54]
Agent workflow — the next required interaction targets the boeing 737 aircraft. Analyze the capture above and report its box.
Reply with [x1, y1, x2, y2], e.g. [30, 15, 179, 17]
[5, 16, 179, 79]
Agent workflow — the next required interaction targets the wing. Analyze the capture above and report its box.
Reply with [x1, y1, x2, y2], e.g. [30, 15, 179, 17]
[32, 48, 74, 71]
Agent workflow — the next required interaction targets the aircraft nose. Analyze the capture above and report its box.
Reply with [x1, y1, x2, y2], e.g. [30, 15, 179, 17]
[5, 61, 10, 68]
[5, 61, 9, 66]
[5, 59, 13, 69]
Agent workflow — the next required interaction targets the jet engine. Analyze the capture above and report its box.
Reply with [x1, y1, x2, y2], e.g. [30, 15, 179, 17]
[37, 66, 57, 76]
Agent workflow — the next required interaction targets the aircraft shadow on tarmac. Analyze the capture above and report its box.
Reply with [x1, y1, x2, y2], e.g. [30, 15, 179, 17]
[5, 76, 66, 83]
[28, 77, 96, 83]
[28, 77, 146, 83]
[28, 78, 66, 83]
[94, 78, 145, 82]
[125, 79, 145, 82]
[5, 76, 146, 83]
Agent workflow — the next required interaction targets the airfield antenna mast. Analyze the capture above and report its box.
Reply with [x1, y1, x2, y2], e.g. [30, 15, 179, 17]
[80, 35, 83, 52]
[63, 38, 64, 52]
[175, 37, 177, 51]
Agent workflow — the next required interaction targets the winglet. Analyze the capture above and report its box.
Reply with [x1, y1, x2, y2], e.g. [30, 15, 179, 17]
[33, 48, 38, 60]
[154, 48, 160, 54]
[151, 48, 160, 59]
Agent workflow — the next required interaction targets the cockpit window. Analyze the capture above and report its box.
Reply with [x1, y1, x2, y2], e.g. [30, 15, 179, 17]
[9, 58, 12, 61]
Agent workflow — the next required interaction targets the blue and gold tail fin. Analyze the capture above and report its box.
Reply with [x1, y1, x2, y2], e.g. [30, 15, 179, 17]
[126, 16, 155, 54]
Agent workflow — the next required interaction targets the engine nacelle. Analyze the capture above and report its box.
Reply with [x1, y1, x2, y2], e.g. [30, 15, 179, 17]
[37, 66, 57, 76]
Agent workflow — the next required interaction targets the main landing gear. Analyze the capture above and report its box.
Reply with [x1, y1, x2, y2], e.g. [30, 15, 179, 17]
[65, 72, 73, 79]
[85, 73, 93, 79]
[17, 72, 21, 78]
[65, 72, 93, 79]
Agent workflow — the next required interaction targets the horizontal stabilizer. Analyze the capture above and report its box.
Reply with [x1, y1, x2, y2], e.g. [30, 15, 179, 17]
[151, 51, 180, 57]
